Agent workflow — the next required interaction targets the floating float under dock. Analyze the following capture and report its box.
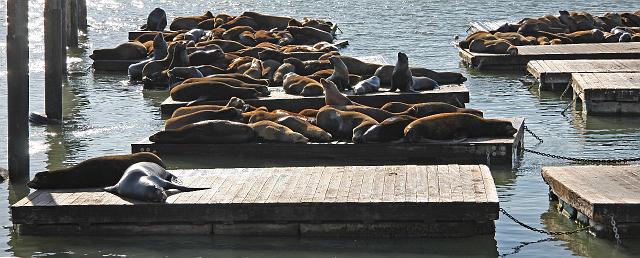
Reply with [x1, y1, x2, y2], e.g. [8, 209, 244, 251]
[527, 59, 640, 91]
[542, 165, 640, 239]
[12, 165, 499, 237]
[131, 118, 524, 168]
[160, 85, 470, 115]
[458, 42, 640, 71]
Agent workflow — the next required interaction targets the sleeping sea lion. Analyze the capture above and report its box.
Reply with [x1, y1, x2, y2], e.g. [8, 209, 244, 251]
[150, 120, 256, 144]
[412, 76, 439, 91]
[360, 115, 416, 143]
[275, 116, 332, 142]
[104, 162, 208, 202]
[244, 59, 263, 79]
[90, 41, 148, 60]
[164, 108, 243, 130]
[249, 120, 309, 143]
[27, 152, 166, 189]
[353, 76, 381, 95]
[403, 113, 517, 142]
[283, 73, 324, 96]
[170, 80, 260, 102]
[169, 11, 214, 31]
[316, 107, 378, 142]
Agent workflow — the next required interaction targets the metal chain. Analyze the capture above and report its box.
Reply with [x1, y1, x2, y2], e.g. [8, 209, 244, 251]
[524, 148, 640, 164]
[611, 216, 622, 246]
[500, 208, 592, 236]
[523, 125, 543, 143]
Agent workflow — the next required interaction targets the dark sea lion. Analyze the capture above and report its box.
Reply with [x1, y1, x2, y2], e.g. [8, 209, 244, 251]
[222, 26, 255, 41]
[353, 76, 381, 95]
[327, 56, 351, 90]
[334, 56, 382, 76]
[247, 110, 290, 123]
[181, 77, 269, 96]
[360, 115, 416, 143]
[374, 65, 466, 85]
[196, 39, 247, 52]
[275, 116, 332, 142]
[241, 11, 292, 30]
[559, 29, 605, 43]
[166, 67, 204, 86]
[380, 102, 482, 117]
[244, 59, 263, 79]
[469, 39, 518, 55]
[287, 26, 334, 44]
[261, 59, 282, 82]
[404, 113, 517, 142]
[412, 76, 439, 91]
[220, 16, 259, 30]
[141, 8, 167, 31]
[197, 18, 217, 30]
[391, 52, 414, 92]
[299, 109, 320, 118]
[171, 104, 225, 118]
[194, 65, 228, 76]
[104, 162, 208, 202]
[169, 11, 214, 31]
[170, 81, 260, 102]
[208, 73, 270, 86]
[150, 120, 256, 144]
[238, 31, 258, 46]
[90, 41, 148, 60]
[141, 42, 182, 82]
[320, 78, 353, 106]
[316, 107, 378, 142]
[165, 108, 243, 130]
[129, 33, 169, 81]
[27, 152, 166, 189]
[283, 73, 324, 96]
[188, 49, 225, 66]
[249, 121, 309, 143]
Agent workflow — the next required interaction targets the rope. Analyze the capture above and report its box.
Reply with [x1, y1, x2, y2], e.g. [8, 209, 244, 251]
[500, 208, 591, 236]
[524, 149, 640, 163]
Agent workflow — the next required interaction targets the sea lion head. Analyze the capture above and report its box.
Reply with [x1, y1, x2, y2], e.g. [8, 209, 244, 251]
[397, 52, 408, 66]
[27, 171, 60, 189]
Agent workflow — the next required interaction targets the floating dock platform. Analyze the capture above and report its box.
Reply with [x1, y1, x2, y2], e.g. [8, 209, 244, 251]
[132, 118, 523, 168]
[12, 165, 499, 237]
[160, 85, 470, 115]
[468, 20, 511, 33]
[458, 42, 640, 71]
[542, 165, 640, 239]
[527, 59, 640, 91]
[571, 73, 640, 115]
[92, 59, 142, 71]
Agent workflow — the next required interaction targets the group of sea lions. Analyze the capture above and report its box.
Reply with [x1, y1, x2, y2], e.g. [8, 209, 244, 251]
[90, 9, 467, 102]
[461, 10, 640, 55]
[27, 152, 207, 202]
[151, 80, 517, 144]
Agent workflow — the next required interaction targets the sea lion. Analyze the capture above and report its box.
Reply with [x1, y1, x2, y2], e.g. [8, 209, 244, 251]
[334, 56, 382, 76]
[169, 11, 214, 31]
[299, 109, 320, 118]
[128, 33, 169, 81]
[27, 152, 166, 189]
[150, 120, 256, 144]
[220, 16, 259, 30]
[194, 65, 228, 76]
[196, 39, 247, 53]
[320, 78, 353, 106]
[353, 76, 381, 95]
[469, 38, 518, 55]
[390, 52, 414, 92]
[249, 120, 309, 143]
[327, 56, 350, 90]
[559, 29, 605, 43]
[283, 73, 324, 96]
[374, 65, 466, 85]
[360, 115, 416, 143]
[403, 113, 517, 142]
[170, 81, 261, 102]
[181, 77, 269, 96]
[412, 76, 439, 91]
[261, 59, 282, 82]
[275, 116, 332, 142]
[184, 29, 207, 42]
[166, 67, 204, 86]
[328, 105, 400, 123]
[380, 102, 481, 117]
[141, 8, 167, 31]
[90, 41, 148, 60]
[287, 26, 334, 44]
[241, 11, 292, 30]
[165, 108, 243, 130]
[222, 26, 256, 41]
[244, 59, 263, 79]
[208, 73, 269, 86]
[141, 42, 185, 82]
[104, 162, 208, 202]
[316, 107, 378, 142]
[171, 104, 225, 118]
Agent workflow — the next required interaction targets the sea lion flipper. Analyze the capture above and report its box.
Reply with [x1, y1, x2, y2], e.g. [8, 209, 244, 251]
[186, 96, 214, 107]
[162, 180, 209, 192]
[103, 185, 118, 194]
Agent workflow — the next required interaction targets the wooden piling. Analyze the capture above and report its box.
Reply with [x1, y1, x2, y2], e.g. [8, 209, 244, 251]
[6, 0, 30, 182]
[65, 0, 78, 48]
[77, 0, 87, 32]
[60, 0, 67, 74]
[45, 0, 65, 121]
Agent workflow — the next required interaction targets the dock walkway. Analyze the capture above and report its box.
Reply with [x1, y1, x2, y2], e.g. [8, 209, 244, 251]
[12, 165, 499, 237]
[527, 59, 640, 91]
[458, 42, 640, 71]
[542, 165, 640, 239]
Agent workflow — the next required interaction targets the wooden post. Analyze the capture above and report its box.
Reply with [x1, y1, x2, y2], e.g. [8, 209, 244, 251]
[45, 0, 64, 122]
[6, 0, 30, 182]
[60, 0, 67, 74]
[65, 0, 78, 48]
[77, 0, 87, 32]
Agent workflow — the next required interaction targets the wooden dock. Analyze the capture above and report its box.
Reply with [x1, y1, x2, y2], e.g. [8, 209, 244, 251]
[458, 42, 640, 71]
[468, 20, 511, 33]
[571, 73, 640, 115]
[542, 165, 640, 239]
[12, 165, 499, 237]
[92, 59, 142, 71]
[132, 118, 523, 168]
[160, 85, 470, 115]
[527, 60, 640, 91]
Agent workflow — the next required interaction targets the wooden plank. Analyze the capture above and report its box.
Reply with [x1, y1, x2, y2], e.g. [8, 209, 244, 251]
[405, 165, 418, 203]
[348, 168, 365, 202]
[416, 165, 429, 202]
[480, 165, 498, 203]
[449, 164, 464, 202]
[471, 165, 487, 203]
[426, 165, 440, 203]
[437, 165, 451, 202]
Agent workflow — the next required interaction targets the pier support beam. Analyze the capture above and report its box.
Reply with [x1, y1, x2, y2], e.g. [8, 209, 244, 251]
[77, 0, 87, 32]
[7, 0, 30, 182]
[44, 0, 65, 122]
[65, 0, 78, 48]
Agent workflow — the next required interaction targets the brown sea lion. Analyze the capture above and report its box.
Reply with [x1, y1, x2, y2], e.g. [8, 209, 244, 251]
[150, 120, 256, 144]
[327, 56, 351, 90]
[275, 115, 332, 142]
[272, 62, 296, 86]
[247, 110, 289, 123]
[381, 102, 483, 118]
[241, 11, 293, 30]
[299, 109, 320, 118]
[90, 41, 147, 60]
[171, 104, 225, 118]
[196, 39, 247, 52]
[469, 38, 518, 55]
[327, 105, 400, 123]
[404, 113, 517, 142]
[170, 81, 260, 102]
[222, 26, 255, 41]
[316, 107, 378, 142]
[333, 56, 382, 76]
[170, 11, 214, 31]
[360, 115, 417, 143]
[559, 29, 605, 43]
[320, 78, 353, 106]
[283, 73, 324, 96]
[249, 120, 309, 143]
[164, 108, 243, 130]
[220, 16, 259, 30]
[27, 152, 166, 189]
[181, 77, 269, 96]
[374, 65, 466, 85]
[208, 73, 270, 86]
[244, 59, 263, 79]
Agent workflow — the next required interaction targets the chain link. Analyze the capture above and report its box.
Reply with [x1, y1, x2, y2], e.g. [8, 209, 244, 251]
[523, 125, 543, 143]
[611, 216, 622, 246]
[500, 208, 592, 236]
[524, 148, 640, 164]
